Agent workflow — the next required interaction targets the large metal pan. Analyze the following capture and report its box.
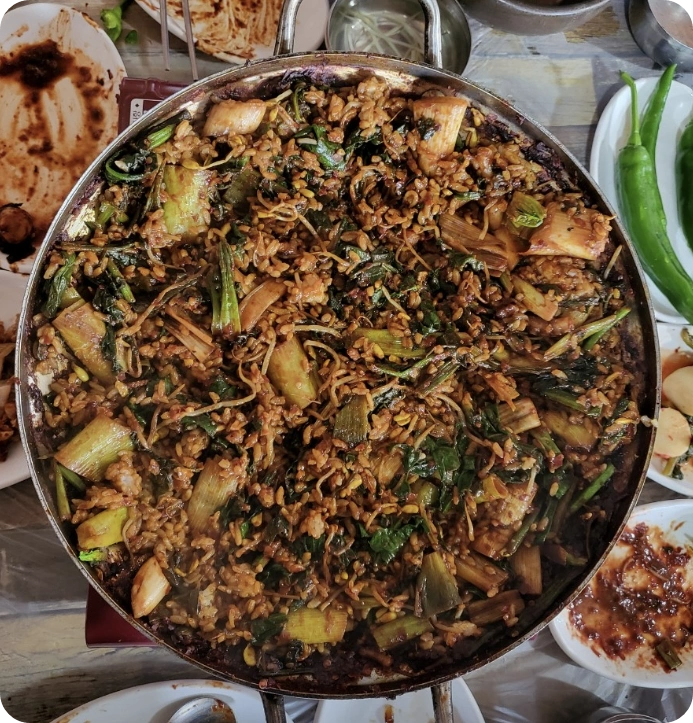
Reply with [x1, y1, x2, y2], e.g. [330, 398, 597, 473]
[16, 1, 660, 721]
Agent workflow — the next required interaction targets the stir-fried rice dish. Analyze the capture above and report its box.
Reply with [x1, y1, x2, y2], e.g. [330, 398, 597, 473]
[30, 76, 644, 683]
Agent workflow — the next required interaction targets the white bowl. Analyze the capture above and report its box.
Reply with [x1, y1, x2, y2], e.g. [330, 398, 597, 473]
[550, 499, 693, 689]
[648, 322, 693, 497]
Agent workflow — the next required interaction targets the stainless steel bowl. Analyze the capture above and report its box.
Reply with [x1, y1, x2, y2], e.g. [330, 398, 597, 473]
[326, 0, 471, 74]
[458, 0, 611, 35]
[627, 0, 693, 71]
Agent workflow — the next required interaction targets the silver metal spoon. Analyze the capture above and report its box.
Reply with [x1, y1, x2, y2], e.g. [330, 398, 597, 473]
[167, 697, 237, 723]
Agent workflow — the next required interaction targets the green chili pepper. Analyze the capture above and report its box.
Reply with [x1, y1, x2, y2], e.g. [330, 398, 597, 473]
[616, 72, 693, 324]
[677, 116, 693, 256]
[640, 64, 676, 165]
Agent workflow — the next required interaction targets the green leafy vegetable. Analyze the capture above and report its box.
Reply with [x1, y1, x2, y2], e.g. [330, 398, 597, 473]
[43, 253, 76, 319]
[125, 29, 138, 44]
[251, 613, 288, 644]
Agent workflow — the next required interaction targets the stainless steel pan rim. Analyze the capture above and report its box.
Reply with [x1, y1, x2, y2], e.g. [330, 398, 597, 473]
[15, 1, 659, 720]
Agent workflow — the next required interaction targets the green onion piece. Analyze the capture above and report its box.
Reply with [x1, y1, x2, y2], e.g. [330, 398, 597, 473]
[682, 328, 693, 351]
[507, 192, 547, 229]
[415, 551, 461, 617]
[333, 395, 370, 446]
[58, 463, 87, 492]
[511, 544, 543, 596]
[502, 508, 540, 557]
[454, 552, 509, 594]
[218, 238, 241, 335]
[267, 336, 318, 409]
[125, 29, 138, 44]
[656, 639, 683, 670]
[76, 507, 128, 550]
[43, 254, 76, 319]
[79, 549, 109, 564]
[54, 415, 134, 483]
[662, 456, 679, 477]
[352, 328, 425, 359]
[372, 615, 433, 651]
[544, 308, 632, 361]
[467, 590, 525, 626]
[53, 302, 117, 384]
[188, 456, 244, 533]
[284, 607, 348, 644]
[419, 361, 460, 397]
[55, 463, 71, 522]
[104, 157, 146, 184]
[582, 308, 632, 351]
[569, 464, 616, 513]
[498, 398, 541, 435]
[107, 259, 136, 303]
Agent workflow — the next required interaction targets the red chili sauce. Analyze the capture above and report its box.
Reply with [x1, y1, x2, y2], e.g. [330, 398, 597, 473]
[569, 522, 693, 671]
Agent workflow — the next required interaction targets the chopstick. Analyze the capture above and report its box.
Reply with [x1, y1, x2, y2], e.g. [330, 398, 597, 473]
[159, 0, 171, 71]
[181, 0, 199, 81]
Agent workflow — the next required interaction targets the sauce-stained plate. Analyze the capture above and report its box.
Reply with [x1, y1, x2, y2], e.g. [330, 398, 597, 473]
[591, 77, 693, 325]
[0, 3, 126, 274]
[550, 499, 693, 689]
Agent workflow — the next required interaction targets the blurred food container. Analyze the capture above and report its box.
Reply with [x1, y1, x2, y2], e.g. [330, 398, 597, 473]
[326, 0, 471, 74]
[627, 0, 693, 72]
[457, 0, 611, 35]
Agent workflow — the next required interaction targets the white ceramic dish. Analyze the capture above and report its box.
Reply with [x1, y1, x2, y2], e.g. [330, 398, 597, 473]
[648, 321, 693, 496]
[48, 679, 299, 723]
[0, 270, 29, 489]
[313, 679, 484, 723]
[550, 499, 693, 689]
[590, 77, 693, 324]
[135, 0, 328, 65]
[0, 3, 126, 274]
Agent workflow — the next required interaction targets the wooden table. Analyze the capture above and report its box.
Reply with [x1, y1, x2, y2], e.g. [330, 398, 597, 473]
[1, 1, 692, 721]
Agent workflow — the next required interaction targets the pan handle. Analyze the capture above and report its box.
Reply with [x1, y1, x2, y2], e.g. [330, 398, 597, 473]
[274, 0, 444, 69]
[432, 680, 454, 723]
[261, 691, 287, 723]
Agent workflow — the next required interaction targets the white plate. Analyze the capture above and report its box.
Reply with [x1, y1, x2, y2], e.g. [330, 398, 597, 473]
[48, 679, 299, 723]
[550, 499, 693, 689]
[0, 270, 29, 489]
[135, 0, 328, 65]
[313, 679, 484, 723]
[648, 322, 693, 497]
[590, 77, 693, 324]
[0, 3, 126, 274]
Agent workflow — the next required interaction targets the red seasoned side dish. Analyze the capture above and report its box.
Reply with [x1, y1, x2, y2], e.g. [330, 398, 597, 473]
[569, 522, 693, 671]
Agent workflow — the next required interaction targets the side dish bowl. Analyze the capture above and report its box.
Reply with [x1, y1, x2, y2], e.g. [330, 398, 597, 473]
[550, 499, 693, 689]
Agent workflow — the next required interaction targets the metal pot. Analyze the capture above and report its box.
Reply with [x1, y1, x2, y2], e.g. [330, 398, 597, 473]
[15, 0, 659, 721]
[457, 0, 611, 36]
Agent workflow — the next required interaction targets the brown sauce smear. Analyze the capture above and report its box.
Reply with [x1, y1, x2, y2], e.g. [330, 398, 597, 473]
[0, 40, 70, 89]
[569, 522, 693, 670]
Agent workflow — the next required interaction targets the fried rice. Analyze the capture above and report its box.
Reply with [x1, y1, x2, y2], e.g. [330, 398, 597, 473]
[30, 75, 643, 684]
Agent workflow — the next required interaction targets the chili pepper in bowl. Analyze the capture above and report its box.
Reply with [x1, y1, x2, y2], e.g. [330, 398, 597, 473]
[616, 71, 693, 324]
